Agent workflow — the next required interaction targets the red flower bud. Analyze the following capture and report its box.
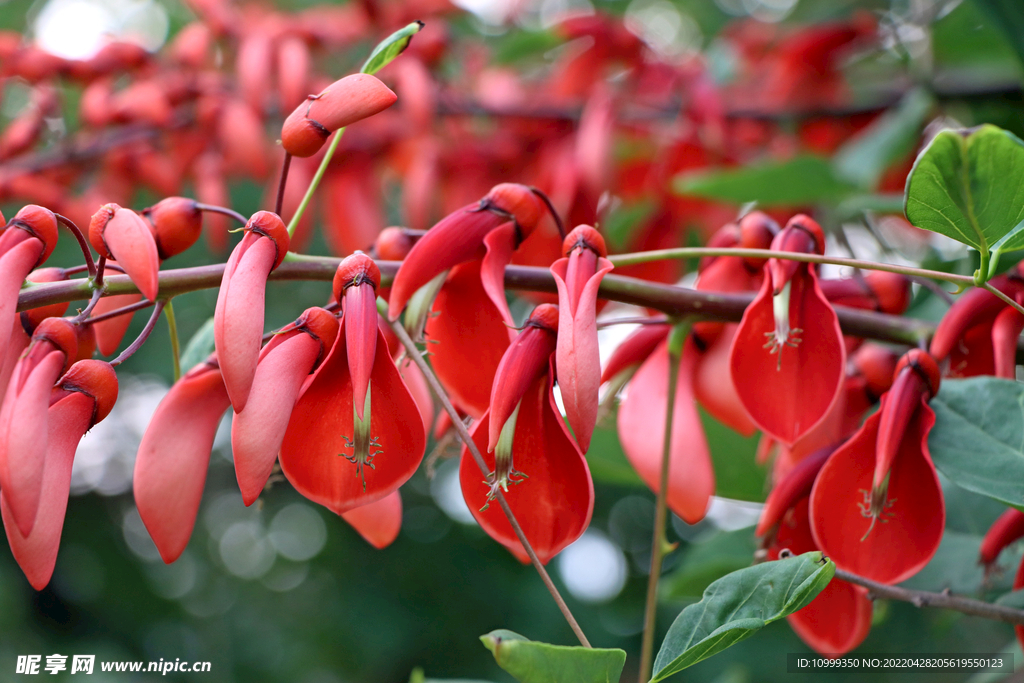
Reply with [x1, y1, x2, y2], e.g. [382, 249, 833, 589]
[143, 197, 203, 260]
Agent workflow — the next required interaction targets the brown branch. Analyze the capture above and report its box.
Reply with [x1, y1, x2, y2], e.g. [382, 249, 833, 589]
[835, 568, 1024, 626]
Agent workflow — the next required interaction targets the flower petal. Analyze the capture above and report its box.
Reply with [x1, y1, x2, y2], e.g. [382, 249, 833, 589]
[618, 338, 714, 524]
[340, 490, 402, 549]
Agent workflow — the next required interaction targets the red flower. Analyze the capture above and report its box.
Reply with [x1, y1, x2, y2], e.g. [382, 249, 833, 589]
[134, 356, 230, 563]
[0, 317, 77, 536]
[809, 349, 944, 584]
[460, 305, 593, 563]
[88, 203, 161, 302]
[280, 254, 426, 514]
[550, 226, 613, 452]
[231, 307, 339, 506]
[281, 73, 397, 158]
[3, 360, 117, 589]
[0, 206, 58, 364]
[214, 211, 290, 412]
[729, 215, 845, 446]
[340, 491, 403, 550]
[617, 334, 714, 524]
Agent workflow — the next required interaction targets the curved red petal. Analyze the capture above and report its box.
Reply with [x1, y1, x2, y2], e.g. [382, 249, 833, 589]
[396, 356, 433, 439]
[552, 255, 613, 453]
[980, 509, 1024, 567]
[425, 261, 510, 418]
[387, 207, 505, 319]
[0, 349, 64, 536]
[2, 392, 93, 590]
[769, 497, 872, 656]
[102, 210, 160, 301]
[618, 339, 714, 524]
[232, 333, 321, 506]
[730, 269, 845, 445]
[992, 306, 1024, 380]
[692, 325, 757, 437]
[480, 222, 519, 328]
[0, 236, 43, 361]
[809, 397, 943, 585]
[487, 320, 558, 454]
[0, 321, 29, 408]
[340, 490, 402, 549]
[214, 234, 276, 412]
[459, 370, 593, 564]
[134, 363, 230, 563]
[280, 326, 426, 514]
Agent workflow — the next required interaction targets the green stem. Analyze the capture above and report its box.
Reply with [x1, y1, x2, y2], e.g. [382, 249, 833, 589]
[982, 281, 1024, 318]
[638, 320, 690, 683]
[377, 298, 592, 649]
[608, 247, 974, 287]
[286, 128, 345, 238]
[164, 298, 181, 382]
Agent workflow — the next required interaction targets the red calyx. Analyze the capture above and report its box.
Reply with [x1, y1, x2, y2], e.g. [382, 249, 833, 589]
[245, 211, 290, 270]
[7, 205, 58, 266]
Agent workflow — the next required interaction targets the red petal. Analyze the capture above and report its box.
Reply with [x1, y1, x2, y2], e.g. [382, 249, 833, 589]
[387, 207, 506, 319]
[232, 333, 321, 506]
[0, 235, 43, 362]
[0, 320, 29, 408]
[809, 396, 943, 585]
[425, 261, 510, 418]
[618, 339, 714, 524]
[992, 306, 1024, 380]
[692, 325, 757, 436]
[0, 349, 65, 536]
[134, 363, 230, 563]
[214, 234, 276, 412]
[340, 490, 402, 549]
[480, 222, 519, 328]
[730, 268, 845, 446]
[930, 277, 1024, 361]
[345, 283, 378, 421]
[396, 356, 433, 439]
[769, 497, 872, 656]
[280, 325, 426, 513]
[552, 255, 613, 453]
[980, 509, 1024, 567]
[600, 322, 669, 384]
[101, 209, 160, 301]
[2, 392, 93, 589]
[459, 369, 593, 564]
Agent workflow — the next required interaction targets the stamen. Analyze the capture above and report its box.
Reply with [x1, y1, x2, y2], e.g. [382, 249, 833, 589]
[764, 281, 802, 370]
[480, 402, 528, 511]
[338, 383, 381, 491]
[856, 486, 898, 542]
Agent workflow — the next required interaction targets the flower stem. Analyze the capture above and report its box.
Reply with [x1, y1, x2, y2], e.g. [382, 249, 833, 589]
[982, 281, 1024, 318]
[379, 298, 592, 648]
[110, 301, 165, 367]
[638, 320, 689, 683]
[165, 298, 181, 382]
[195, 203, 247, 226]
[608, 247, 975, 287]
[54, 213, 97, 279]
[275, 152, 292, 217]
[286, 128, 345, 237]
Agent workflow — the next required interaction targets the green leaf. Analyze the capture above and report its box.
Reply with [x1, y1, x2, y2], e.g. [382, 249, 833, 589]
[480, 630, 626, 683]
[362, 21, 424, 75]
[997, 589, 1024, 610]
[929, 377, 1024, 510]
[661, 526, 757, 599]
[651, 552, 834, 681]
[674, 155, 854, 207]
[833, 88, 934, 190]
[904, 125, 1024, 264]
[178, 317, 215, 375]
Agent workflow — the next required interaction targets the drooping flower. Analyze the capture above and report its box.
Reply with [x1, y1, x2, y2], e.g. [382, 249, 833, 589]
[0, 206, 58, 363]
[214, 211, 290, 412]
[387, 182, 548, 325]
[617, 333, 714, 524]
[281, 73, 398, 158]
[459, 305, 593, 563]
[134, 356, 230, 563]
[231, 307, 339, 506]
[730, 215, 845, 446]
[810, 349, 944, 585]
[340, 490, 402, 550]
[88, 203, 161, 301]
[0, 317, 77, 536]
[280, 254, 426, 514]
[929, 265, 1024, 379]
[978, 509, 1024, 651]
[550, 225, 613, 452]
[2, 360, 117, 589]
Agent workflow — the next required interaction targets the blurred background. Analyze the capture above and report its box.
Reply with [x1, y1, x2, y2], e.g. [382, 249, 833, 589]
[3, 0, 1024, 680]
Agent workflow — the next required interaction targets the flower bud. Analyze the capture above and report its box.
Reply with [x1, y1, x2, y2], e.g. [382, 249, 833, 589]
[281, 74, 397, 157]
